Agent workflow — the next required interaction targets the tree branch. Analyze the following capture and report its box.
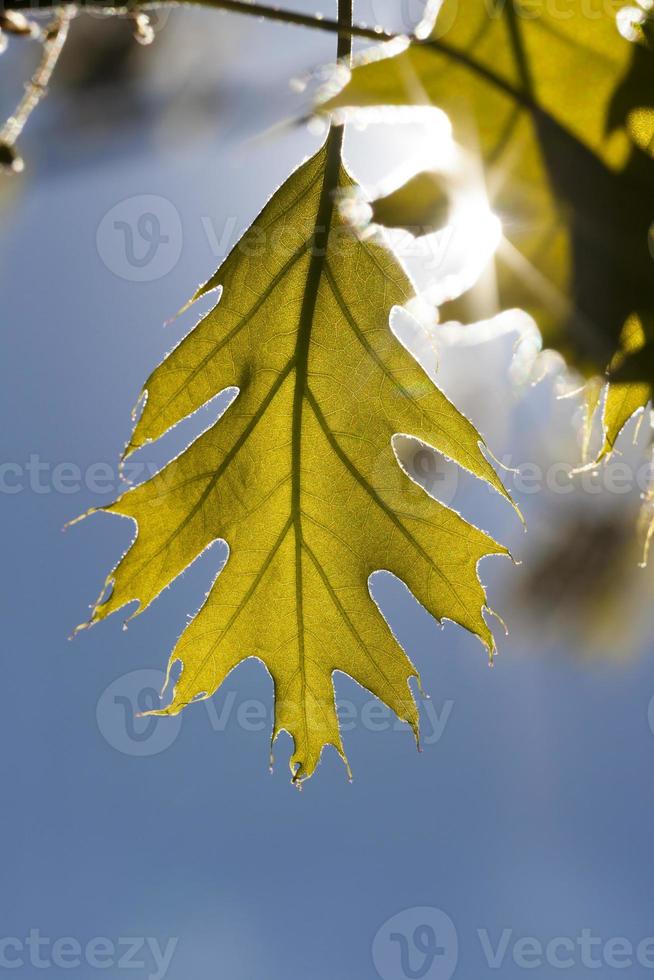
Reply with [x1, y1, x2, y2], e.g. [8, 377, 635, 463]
[0, 5, 72, 170]
[0, 0, 396, 42]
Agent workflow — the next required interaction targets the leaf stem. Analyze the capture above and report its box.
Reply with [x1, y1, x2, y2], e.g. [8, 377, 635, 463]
[336, 0, 352, 62]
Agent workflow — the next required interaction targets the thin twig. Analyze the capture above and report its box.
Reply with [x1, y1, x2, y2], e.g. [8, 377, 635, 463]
[1, 5, 73, 148]
[0, 0, 396, 42]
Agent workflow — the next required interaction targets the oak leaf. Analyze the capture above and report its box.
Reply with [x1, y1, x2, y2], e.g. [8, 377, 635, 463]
[81, 131, 512, 780]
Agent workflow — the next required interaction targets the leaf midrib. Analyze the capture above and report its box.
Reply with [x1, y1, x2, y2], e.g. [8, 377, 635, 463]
[290, 123, 344, 760]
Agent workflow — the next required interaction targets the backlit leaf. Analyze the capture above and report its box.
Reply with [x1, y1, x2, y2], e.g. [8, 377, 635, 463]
[80, 129, 512, 781]
[600, 314, 652, 461]
[370, 170, 450, 234]
[326, 0, 654, 395]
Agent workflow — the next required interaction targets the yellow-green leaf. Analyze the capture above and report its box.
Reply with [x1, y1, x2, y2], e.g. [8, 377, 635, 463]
[80, 130, 513, 781]
[371, 171, 450, 233]
[326, 0, 654, 382]
[600, 314, 652, 460]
